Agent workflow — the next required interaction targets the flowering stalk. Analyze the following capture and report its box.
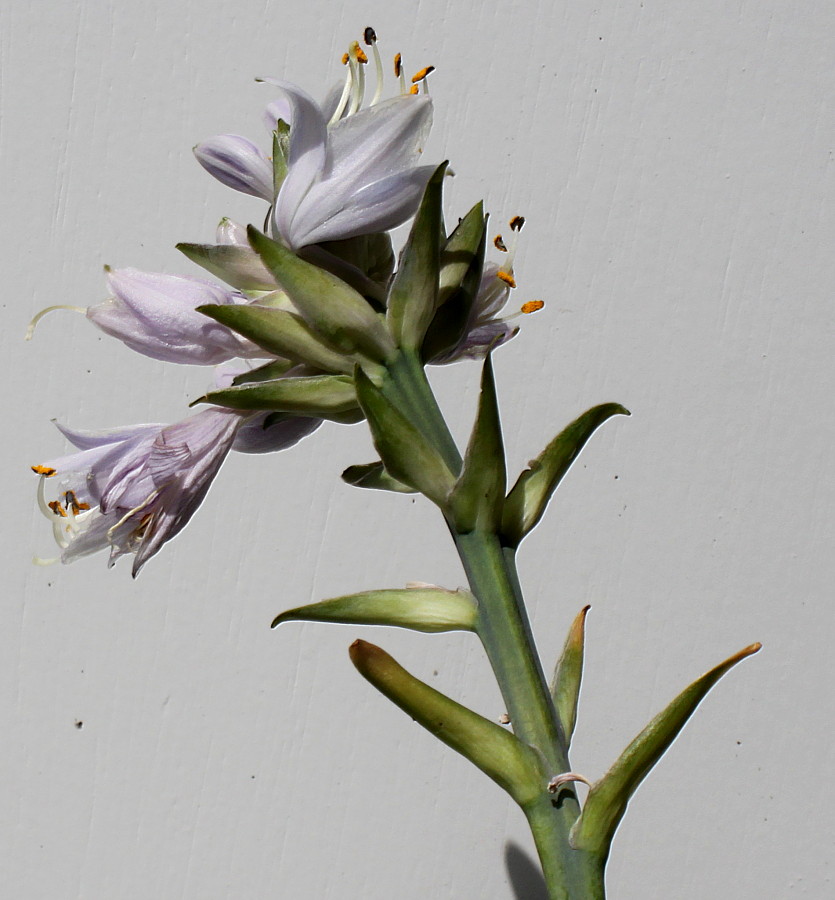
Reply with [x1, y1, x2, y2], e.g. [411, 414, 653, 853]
[30, 30, 760, 899]
[375, 350, 605, 897]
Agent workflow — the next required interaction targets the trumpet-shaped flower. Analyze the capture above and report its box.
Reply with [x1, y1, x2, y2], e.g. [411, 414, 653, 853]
[195, 77, 435, 250]
[87, 268, 264, 365]
[33, 408, 246, 575]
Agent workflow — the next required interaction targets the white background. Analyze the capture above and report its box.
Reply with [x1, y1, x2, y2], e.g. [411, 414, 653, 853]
[2, 1, 833, 897]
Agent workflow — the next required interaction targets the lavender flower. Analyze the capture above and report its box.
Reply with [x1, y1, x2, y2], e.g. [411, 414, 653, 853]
[87, 268, 264, 365]
[195, 54, 435, 250]
[33, 408, 246, 575]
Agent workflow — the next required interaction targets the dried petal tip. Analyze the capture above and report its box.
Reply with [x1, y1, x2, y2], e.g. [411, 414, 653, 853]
[521, 300, 544, 314]
[364, 26, 377, 45]
[31, 465, 56, 477]
[394, 53, 402, 76]
[509, 215, 526, 231]
[411, 66, 435, 84]
[497, 271, 516, 288]
[494, 235, 508, 251]
[547, 772, 592, 794]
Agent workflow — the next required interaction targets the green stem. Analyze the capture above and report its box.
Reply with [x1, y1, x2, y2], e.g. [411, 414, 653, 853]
[454, 531, 604, 900]
[383, 352, 606, 898]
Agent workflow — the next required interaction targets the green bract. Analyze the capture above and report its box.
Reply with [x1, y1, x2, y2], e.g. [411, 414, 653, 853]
[247, 226, 396, 364]
[450, 355, 506, 532]
[571, 642, 762, 857]
[197, 304, 353, 374]
[197, 373, 358, 421]
[354, 366, 456, 507]
[273, 587, 478, 633]
[386, 162, 447, 351]
[350, 640, 544, 806]
[549, 605, 590, 749]
[502, 403, 631, 546]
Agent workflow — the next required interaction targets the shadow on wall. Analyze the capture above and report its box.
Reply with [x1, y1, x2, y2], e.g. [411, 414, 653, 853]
[505, 843, 549, 900]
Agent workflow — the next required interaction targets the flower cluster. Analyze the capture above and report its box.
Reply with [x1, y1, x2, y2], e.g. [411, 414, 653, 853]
[31, 30, 540, 574]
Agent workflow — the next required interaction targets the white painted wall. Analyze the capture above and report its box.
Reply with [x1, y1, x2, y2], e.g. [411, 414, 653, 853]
[3, 1, 833, 897]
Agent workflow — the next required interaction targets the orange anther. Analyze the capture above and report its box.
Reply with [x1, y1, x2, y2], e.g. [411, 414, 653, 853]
[521, 300, 544, 314]
[493, 235, 507, 252]
[31, 465, 56, 477]
[497, 271, 517, 288]
[411, 65, 435, 84]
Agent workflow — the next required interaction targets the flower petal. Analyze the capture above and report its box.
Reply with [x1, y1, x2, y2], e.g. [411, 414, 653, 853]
[216, 218, 250, 247]
[259, 79, 328, 244]
[88, 268, 260, 365]
[233, 411, 322, 453]
[193, 134, 274, 201]
[325, 94, 432, 186]
[292, 165, 436, 247]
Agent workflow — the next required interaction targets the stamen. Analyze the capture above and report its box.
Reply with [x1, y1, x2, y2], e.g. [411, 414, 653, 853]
[411, 65, 435, 83]
[355, 47, 369, 65]
[330, 54, 354, 124]
[48, 500, 67, 518]
[64, 490, 91, 514]
[51, 518, 70, 549]
[493, 235, 507, 252]
[31, 465, 56, 477]
[25, 305, 86, 341]
[409, 85, 419, 95]
[503, 214, 526, 271]
[521, 300, 544, 314]
[342, 52, 349, 65]
[36, 476, 55, 519]
[347, 42, 366, 116]
[394, 53, 407, 93]
[365, 26, 384, 105]
[497, 271, 516, 288]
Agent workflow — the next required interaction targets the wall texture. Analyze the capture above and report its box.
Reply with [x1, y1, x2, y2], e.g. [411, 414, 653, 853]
[3, 1, 833, 897]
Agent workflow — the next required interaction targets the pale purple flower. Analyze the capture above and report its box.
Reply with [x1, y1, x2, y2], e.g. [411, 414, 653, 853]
[87, 268, 264, 365]
[34, 409, 246, 575]
[264, 81, 435, 249]
[193, 135, 274, 202]
[196, 77, 435, 250]
[433, 264, 521, 363]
